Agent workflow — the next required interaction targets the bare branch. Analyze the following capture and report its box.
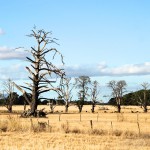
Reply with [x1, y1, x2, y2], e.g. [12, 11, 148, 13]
[20, 86, 32, 91]
[26, 57, 36, 63]
[12, 82, 31, 105]
[26, 67, 35, 77]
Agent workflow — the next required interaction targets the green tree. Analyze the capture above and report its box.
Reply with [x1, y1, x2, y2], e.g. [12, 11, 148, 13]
[122, 92, 138, 105]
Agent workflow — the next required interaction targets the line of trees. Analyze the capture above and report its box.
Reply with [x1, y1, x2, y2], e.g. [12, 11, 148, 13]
[0, 76, 101, 114]
[107, 81, 150, 113]
[2, 77, 150, 114]
[0, 28, 101, 115]
[0, 28, 150, 115]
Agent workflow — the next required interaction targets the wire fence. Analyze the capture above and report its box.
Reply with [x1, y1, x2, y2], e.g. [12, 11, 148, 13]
[0, 113, 150, 136]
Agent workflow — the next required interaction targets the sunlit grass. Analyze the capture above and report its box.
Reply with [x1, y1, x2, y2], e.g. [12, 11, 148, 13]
[0, 105, 150, 149]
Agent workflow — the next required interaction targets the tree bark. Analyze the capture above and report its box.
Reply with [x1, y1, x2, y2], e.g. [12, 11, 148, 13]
[91, 104, 95, 113]
[7, 105, 12, 113]
[117, 104, 121, 113]
[143, 105, 147, 113]
[23, 101, 26, 111]
[31, 100, 38, 116]
[65, 103, 69, 113]
[78, 105, 83, 113]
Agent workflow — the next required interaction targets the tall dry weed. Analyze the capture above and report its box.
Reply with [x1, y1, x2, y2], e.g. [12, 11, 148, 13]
[0, 116, 24, 132]
[61, 121, 70, 133]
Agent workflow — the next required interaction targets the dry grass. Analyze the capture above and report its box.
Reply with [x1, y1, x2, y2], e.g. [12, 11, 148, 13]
[0, 105, 147, 113]
[0, 105, 150, 149]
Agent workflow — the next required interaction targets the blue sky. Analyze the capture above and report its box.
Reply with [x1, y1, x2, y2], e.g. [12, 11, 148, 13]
[0, 0, 150, 101]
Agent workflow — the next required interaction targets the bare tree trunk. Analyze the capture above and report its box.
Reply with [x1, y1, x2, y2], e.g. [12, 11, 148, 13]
[143, 105, 147, 113]
[79, 106, 83, 113]
[7, 105, 12, 113]
[77, 99, 84, 113]
[78, 105, 83, 113]
[31, 102, 37, 116]
[24, 101, 26, 111]
[117, 104, 121, 113]
[7, 98, 14, 113]
[31, 90, 38, 116]
[65, 103, 69, 113]
[91, 104, 95, 113]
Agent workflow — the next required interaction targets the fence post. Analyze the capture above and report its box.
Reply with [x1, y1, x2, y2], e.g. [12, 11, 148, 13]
[137, 113, 139, 122]
[59, 113, 61, 122]
[30, 118, 34, 131]
[137, 122, 140, 136]
[90, 120, 93, 129]
[48, 120, 50, 132]
[111, 121, 113, 132]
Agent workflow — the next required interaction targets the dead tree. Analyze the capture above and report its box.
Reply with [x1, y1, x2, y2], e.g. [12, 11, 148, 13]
[75, 76, 91, 113]
[59, 78, 74, 113]
[108, 80, 127, 113]
[136, 82, 150, 113]
[90, 80, 100, 113]
[3, 79, 18, 113]
[49, 99, 57, 113]
[13, 28, 65, 117]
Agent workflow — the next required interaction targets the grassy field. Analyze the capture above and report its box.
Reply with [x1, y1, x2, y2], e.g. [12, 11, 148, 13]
[0, 105, 150, 150]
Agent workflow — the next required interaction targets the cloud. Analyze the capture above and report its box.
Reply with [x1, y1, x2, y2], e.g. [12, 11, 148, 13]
[65, 62, 150, 77]
[0, 28, 5, 35]
[102, 62, 150, 76]
[0, 63, 27, 80]
[0, 61, 150, 81]
[0, 46, 29, 60]
[64, 62, 106, 77]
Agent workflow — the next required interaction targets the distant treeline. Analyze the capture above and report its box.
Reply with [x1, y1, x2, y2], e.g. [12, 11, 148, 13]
[107, 89, 150, 106]
[0, 93, 101, 106]
[0, 89, 150, 106]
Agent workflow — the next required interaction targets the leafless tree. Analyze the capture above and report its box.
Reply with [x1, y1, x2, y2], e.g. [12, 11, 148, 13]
[136, 82, 150, 113]
[3, 79, 18, 113]
[59, 77, 74, 113]
[48, 99, 56, 113]
[13, 28, 65, 116]
[90, 80, 100, 113]
[75, 76, 91, 113]
[107, 80, 127, 113]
